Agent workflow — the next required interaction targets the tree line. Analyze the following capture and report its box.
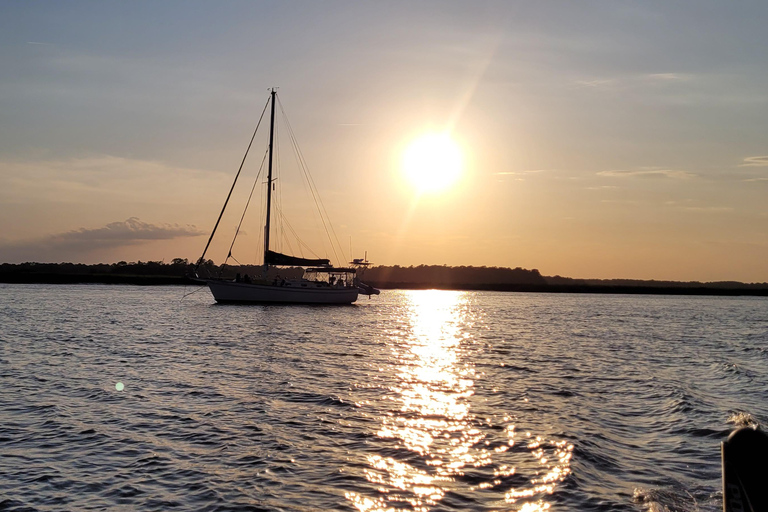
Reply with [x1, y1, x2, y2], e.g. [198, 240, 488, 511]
[0, 260, 765, 294]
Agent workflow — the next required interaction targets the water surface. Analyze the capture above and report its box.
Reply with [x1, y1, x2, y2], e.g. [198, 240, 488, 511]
[1, 284, 766, 511]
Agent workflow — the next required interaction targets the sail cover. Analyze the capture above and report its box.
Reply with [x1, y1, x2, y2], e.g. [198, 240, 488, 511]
[265, 250, 330, 267]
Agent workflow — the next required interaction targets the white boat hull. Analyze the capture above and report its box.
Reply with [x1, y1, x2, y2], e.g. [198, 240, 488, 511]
[206, 280, 359, 304]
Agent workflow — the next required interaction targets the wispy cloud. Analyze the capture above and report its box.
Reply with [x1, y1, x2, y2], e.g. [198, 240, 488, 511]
[664, 200, 734, 213]
[494, 169, 548, 182]
[0, 218, 203, 263]
[575, 73, 693, 90]
[739, 156, 768, 167]
[598, 168, 695, 179]
[678, 206, 734, 213]
[574, 79, 617, 89]
[495, 169, 547, 175]
[646, 73, 693, 83]
[600, 199, 640, 205]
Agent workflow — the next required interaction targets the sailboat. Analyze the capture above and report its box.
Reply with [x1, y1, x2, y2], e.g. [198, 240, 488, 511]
[194, 89, 362, 304]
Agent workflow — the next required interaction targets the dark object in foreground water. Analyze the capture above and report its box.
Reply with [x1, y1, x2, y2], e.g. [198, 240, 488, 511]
[722, 427, 768, 512]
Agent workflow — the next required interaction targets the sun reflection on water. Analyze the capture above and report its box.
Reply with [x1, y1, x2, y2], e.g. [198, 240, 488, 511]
[346, 290, 572, 511]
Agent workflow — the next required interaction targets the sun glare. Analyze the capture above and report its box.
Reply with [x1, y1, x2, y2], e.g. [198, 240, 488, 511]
[402, 133, 463, 194]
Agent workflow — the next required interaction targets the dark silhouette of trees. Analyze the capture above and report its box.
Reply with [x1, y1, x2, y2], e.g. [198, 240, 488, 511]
[0, 260, 765, 295]
[362, 265, 547, 289]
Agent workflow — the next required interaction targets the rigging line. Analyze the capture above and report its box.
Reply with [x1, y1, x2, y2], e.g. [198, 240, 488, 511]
[274, 202, 322, 258]
[257, 174, 267, 263]
[275, 97, 323, 231]
[271, 122, 314, 259]
[294, 127, 344, 262]
[278, 103, 326, 237]
[272, 203, 297, 257]
[279, 100, 346, 264]
[225, 147, 269, 264]
[195, 96, 271, 269]
[267, 114, 282, 254]
[289, 138, 327, 257]
[285, 220, 319, 256]
[180, 283, 208, 302]
[277, 97, 343, 264]
[287, 130, 322, 257]
[271, 99, 319, 260]
[275, 121, 284, 254]
[304, 155, 346, 263]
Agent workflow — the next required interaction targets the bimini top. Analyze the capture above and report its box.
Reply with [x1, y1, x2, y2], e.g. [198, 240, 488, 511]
[305, 267, 357, 274]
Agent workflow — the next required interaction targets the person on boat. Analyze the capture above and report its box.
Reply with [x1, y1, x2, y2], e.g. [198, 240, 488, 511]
[235, 273, 241, 282]
[243, 274, 251, 284]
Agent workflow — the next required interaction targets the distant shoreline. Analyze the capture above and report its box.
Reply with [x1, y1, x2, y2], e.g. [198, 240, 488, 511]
[368, 282, 768, 296]
[1, 272, 767, 296]
[0, 272, 195, 286]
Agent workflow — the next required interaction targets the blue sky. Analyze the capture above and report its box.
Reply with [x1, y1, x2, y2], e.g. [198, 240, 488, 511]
[1, 1, 767, 281]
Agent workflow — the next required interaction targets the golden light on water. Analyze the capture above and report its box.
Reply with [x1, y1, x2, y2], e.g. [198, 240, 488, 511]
[402, 133, 462, 194]
[348, 290, 471, 511]
[347, 290, 573, 511]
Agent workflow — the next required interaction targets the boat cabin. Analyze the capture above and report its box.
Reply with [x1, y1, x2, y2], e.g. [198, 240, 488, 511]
[303, 267, 357, 288]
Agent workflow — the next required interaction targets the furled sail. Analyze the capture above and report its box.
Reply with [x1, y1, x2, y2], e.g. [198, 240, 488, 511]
[265, 250, 330, 267]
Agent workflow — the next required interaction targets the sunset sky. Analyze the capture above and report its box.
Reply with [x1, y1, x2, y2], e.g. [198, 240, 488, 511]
[1, 1, 767, 282]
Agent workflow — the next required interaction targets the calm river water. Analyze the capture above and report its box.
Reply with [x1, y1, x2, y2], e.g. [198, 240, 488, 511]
[1, 284, 767, 511]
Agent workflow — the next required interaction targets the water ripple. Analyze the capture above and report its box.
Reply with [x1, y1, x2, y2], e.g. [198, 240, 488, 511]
[0, 285, 766, 511]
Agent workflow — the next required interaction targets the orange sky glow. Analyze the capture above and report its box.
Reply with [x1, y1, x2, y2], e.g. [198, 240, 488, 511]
[1, 2, 767, 282]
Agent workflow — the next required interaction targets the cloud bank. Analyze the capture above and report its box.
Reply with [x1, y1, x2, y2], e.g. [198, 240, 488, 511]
[0, 218, 204, 263]
[56, 218, 203, 242]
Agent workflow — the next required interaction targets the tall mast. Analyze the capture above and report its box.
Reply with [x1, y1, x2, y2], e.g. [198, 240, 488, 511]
[264, 88, 276, 264]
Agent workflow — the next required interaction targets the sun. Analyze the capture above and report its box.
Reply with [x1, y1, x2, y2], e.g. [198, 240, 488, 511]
[402, 133, 463, 194]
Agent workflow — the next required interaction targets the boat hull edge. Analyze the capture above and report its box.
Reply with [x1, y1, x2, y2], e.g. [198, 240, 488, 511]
[206, 280, 359, 304]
